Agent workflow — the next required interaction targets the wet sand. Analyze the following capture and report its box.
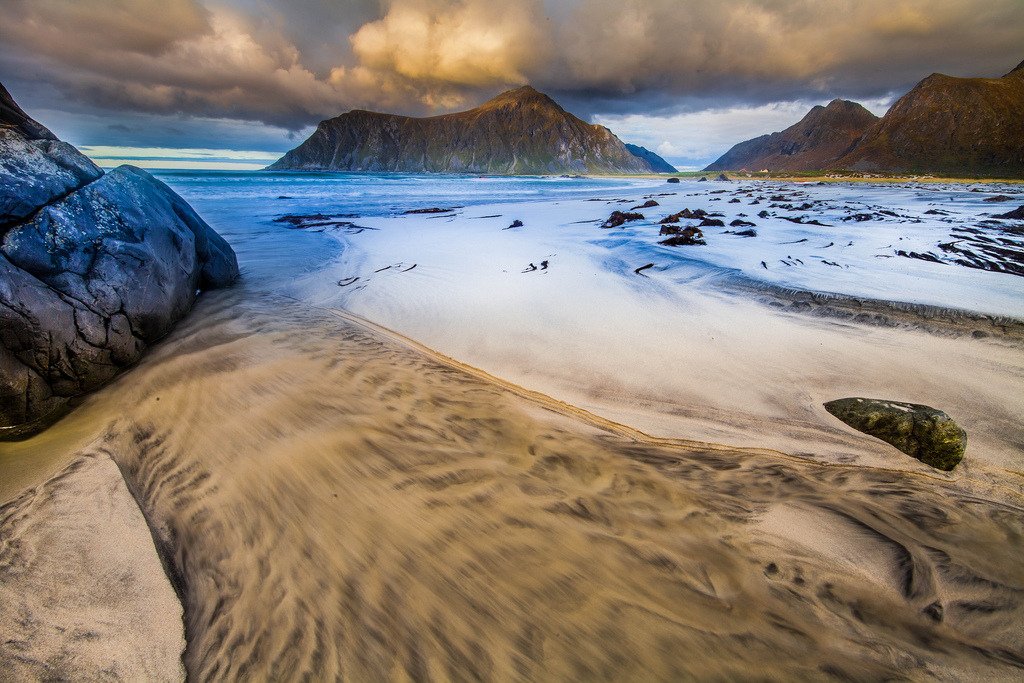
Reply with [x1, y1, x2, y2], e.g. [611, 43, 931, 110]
[4, 287, 1022, 679]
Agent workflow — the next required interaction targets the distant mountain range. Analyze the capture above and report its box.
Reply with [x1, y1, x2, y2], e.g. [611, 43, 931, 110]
[704, 100, 877, 172]
[269, 86, 674, 175]
[707, 59, 1024, 176]
[624, 144, 677, 173]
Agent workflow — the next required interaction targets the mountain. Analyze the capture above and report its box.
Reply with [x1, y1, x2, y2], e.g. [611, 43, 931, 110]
[836, 60, 1024, 176]
[624, 144, 676, 173]
[704, 99, 878, 172]
[269, 86, 661, 175]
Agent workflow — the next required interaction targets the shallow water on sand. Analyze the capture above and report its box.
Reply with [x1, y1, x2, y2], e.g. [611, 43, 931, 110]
[2, 173, 1024, 679]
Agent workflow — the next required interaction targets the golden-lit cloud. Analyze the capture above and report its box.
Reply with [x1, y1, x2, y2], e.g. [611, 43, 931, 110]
[351, 0, 546, 87]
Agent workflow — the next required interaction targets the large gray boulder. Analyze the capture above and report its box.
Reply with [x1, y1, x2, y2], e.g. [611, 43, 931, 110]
[0, 83, 238, 437]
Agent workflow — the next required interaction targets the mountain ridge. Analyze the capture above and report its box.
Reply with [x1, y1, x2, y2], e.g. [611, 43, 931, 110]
[707, 59, 1024, 176]
[836, 63, 1024, 175]
[270, 86, 663, 175]
[704, 99, 877, 172]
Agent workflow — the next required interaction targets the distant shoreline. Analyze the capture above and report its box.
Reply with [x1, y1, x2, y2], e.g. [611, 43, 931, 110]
[247, 168, 1024, 184]
[626, 172, 1024, 184]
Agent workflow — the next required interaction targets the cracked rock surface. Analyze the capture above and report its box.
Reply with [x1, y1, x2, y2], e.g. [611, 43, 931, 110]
[0, 82, 238, 437]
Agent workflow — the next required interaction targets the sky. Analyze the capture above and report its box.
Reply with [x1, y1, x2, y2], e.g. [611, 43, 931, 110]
[2, 0, 1022, 170]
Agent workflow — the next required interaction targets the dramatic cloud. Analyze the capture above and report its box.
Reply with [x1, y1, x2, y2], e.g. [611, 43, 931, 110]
[1, 0, 1022, 164]
[350, 0, 546, 88]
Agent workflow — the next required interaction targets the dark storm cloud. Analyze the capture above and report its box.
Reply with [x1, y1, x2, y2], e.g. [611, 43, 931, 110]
[1, 0, 1022, 134]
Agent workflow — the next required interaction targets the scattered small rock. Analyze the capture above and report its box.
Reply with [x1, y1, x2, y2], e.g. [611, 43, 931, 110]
[660, 208, 706, 223]
[844, 213, 875, 222]
[601, 211, 644, 228]
[404, 207, 455, 214]
[993, 205, 1024, 220]
[631, 200, 659, 209]
[922, 601, 944, 623]
[659, 227, 705, 246]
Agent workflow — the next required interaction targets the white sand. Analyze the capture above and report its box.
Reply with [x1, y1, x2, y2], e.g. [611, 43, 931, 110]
[293, 181, 1024, 473]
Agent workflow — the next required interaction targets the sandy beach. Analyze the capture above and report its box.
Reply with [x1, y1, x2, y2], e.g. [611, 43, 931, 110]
[2, 174, 1023, 679]
[2, 283, 1021, 679]
[298, 179, 1024, 475]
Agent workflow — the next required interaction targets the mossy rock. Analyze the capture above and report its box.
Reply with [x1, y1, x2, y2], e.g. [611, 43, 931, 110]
[824, 398, 966, 471]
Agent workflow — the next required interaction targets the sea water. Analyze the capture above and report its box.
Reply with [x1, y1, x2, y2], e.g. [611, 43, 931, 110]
[155, 170, 654, 286]
[157, 171, 1024, 318]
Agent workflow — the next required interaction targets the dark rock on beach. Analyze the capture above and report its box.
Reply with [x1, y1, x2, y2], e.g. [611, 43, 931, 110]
[660, 208, 706, 224]
[993, 205, 1024, 220]
[0, 83, 238, 437]
[666, 177, 680, 183]
[823, 398, 967, 471]
[631, 200, 659, 210]
[601, 211, 644, 228]
[404, 207, 456, 214]
[0, 85, 103, 226]
[659, 227, 705, 246]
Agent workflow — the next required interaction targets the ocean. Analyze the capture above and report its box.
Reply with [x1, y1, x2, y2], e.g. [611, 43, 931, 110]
[155, 170, 654, 286]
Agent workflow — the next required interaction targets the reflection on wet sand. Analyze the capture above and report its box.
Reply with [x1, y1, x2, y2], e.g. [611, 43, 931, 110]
[29, 287, 1021, 680]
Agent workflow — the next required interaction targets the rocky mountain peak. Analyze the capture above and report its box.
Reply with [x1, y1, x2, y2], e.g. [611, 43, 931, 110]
[0, 83, 56, 140]
[477, 85, 563, 112]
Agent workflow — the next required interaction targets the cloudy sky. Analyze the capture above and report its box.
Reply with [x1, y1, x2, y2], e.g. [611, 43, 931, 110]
[2, 0, 1022, 170]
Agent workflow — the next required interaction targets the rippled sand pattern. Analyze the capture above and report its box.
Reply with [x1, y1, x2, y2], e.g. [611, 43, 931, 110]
[67, 290, 1024, 680]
